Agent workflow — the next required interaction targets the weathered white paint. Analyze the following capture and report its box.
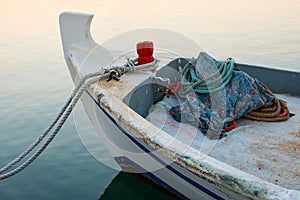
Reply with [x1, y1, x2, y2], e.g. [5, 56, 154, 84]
[59, 12, 300, 199]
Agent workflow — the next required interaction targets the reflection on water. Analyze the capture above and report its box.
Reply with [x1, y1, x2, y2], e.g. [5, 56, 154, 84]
[0, 0, 299, 199]
[100, 172, 180, 200]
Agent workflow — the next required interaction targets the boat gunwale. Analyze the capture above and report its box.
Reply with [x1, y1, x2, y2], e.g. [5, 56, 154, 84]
[87, 82, 299, 200]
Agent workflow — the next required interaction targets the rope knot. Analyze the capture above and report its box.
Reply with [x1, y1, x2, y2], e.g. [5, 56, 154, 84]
[106, 66, 126, 82]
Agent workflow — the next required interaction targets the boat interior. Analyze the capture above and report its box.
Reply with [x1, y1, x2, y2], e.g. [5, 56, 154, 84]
[121, 58, 300, 190]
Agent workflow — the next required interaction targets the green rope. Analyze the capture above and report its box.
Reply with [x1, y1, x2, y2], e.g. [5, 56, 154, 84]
[181, 58, 235, 94]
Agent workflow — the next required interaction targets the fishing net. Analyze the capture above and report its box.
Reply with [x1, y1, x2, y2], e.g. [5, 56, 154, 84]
[169, 52, 274, 139]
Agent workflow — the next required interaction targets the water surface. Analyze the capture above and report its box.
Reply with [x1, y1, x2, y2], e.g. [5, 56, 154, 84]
[0, 0, 299, 199]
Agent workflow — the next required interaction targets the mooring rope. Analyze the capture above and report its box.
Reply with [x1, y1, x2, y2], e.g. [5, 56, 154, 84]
[0, 59, 158, 180]
[0, 71, 107, 176]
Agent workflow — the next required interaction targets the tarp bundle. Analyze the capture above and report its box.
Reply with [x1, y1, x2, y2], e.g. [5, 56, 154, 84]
[169, 52, 274, 139]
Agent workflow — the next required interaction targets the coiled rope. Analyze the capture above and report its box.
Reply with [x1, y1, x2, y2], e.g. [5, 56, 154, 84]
[0, 58, 158, 180]
[181, 58, 235, 94]
[243, 84, 290, 122]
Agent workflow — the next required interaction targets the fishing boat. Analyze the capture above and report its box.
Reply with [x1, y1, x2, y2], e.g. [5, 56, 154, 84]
[59, 12, 300, 199]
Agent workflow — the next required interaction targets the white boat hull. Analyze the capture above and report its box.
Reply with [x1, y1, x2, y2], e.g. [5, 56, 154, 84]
[80, 90, 249, 199]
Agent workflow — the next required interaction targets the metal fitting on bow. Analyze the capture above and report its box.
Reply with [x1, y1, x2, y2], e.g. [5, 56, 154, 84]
[106, 70, 120, 82]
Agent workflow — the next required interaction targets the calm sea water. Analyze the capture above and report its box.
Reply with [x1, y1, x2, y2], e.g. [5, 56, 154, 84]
[0, 0, 299, 199]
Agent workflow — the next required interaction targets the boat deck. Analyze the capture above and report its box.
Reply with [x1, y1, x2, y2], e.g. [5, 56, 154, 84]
[146, 93, 300, 190]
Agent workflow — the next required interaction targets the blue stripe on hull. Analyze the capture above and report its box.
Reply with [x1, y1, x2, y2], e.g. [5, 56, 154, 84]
[86, 91, 224, 200]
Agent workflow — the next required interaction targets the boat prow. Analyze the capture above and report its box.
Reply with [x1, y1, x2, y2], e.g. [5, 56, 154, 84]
[59, 12, 113, 83]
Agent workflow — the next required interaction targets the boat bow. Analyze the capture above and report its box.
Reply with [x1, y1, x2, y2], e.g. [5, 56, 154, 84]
[59, 12, 112, 83]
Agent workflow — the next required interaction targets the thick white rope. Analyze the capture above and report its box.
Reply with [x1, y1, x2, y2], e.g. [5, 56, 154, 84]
[0, 59, 158, 180]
